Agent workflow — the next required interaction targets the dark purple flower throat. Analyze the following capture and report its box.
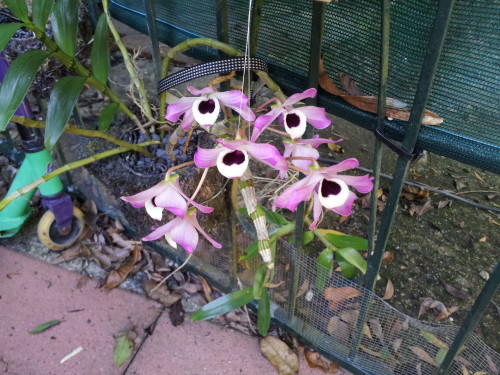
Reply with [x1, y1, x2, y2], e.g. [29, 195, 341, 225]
[321, 180, 341, 197]
[222, 150, 246, 166]
[198, 99, 216, 114]
[285, 113, 301, 128]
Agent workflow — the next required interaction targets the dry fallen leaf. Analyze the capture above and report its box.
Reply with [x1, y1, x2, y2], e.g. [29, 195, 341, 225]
[296, 279, 309, 298]
[479, 236, 487, 242]
[338, 72, 364, 96]
[409, 346, 439, 367]
[103, 245, 141, 291]
[439, 279, 468, 300]
[327, 316, 350, 345]
[142, 280, 182, 307]
[198, 275, 213, 302]
[304, 349, 340, 373]
[323, 286, 362, 312]
[382, 251, 394, 263]
[52, 244, 81, 264]
[382, 279, 394, 300]
[368, 318, 384, 344]
[259, 336, 299, 375]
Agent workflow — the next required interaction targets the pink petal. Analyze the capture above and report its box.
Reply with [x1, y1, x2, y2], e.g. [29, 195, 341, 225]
[296, 136, 342, 149]
[120, 180, 168, 208]
[251, 107, 283, 142]
[309, 195, 324, 230]
[173, 179, 214, 214]
[169, 218, 199, 253]
[165, 97, 198, 122]
[321, 158, 360, 178]
[154, 186, 188, 217]
[289, 143, 319, 171]
[274, 175, 318, 211]
[142, 218, 178, 241]
[336, 174, 374, 194]
[180, 109, 196, 130]
[188, 212, 222, 249]
[296, 106, 331, 129]
[244, 142, 288, 173]
[194, 146, 225, 168]
[282, 88, 317, 107]
[331, 191, 357, 216]
[213, 91, 255, 121]
[187, 86, 213, 95]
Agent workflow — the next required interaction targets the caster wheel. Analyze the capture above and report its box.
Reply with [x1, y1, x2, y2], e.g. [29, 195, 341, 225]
[37, 207, 85, 251]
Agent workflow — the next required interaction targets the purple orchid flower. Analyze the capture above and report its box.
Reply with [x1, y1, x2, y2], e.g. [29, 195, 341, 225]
[251, 88, 331, 142]
[165, 86, 256, 130]
[142, 209, 222, 254]
[274, 158, 373, 229]
[120, 174, 213, 220]
[283, 135, 342, 171]
[194, 138, 289, 179]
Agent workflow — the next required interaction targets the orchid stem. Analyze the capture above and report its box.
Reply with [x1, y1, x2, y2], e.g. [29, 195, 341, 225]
[165, 160, 195, 179]
[254, 97, 280, 113]
[265, 127, 289, 137]
[190, 168, 209, 201]
[150, 253, 193, 293]
[287, 164, 310, 175]
[0, 141, 159, 212]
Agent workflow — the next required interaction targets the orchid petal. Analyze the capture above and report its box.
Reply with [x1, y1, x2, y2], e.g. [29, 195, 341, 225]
[194, 146, 224, 168]
[320, 158, 360, 178]
[165, 232, 177, 249]
[142, 218, 178, 241]
[169, 218, 199, 253]
[318, 178, 350, 209]
[251, 107, 283, 142]
[295, 136, 342, 148]
[154, 187, 188, 217]
[289, 143, 320, 170]
[192, 96, 220, 126]
[331, 191, 357, 217]
[274, 175, 318, 211]
[282, 88, 317, 107]
[336, 174, 374, 194]
[309, 195, 324, 230]
[244, 142, 288, 175]
[179, 109, 196, 130]
[120, 180, 168, 208]
[283, 109, 307, 139]
[216, 148, 249, 179]
[165, 96, 198, 122]
[187, 86, 214, 95]
[213, 91, 255, 121]
[145, 199, 164, 221]
[297, 106, 331, 129]
[173, 179, 214, 214]
[188, 212, 222, 249]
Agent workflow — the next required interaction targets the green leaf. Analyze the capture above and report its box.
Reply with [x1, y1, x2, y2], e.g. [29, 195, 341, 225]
[238, 240, 259, 262]
[113, 334, 133, 367]
[32, 0, 54, 29]
[191, 288, 253, 321]
[238, 207, 248, 217]
[316, 248, 333, 291]
[336, 247, 367, 274]
[260, 205, 289, 226]
[98, 102, 119, 132]
[0, 50, 51, 131]
[91, 14, 109, 84]
[51, 0, 78, 56]
[325, 233, 368, 251]
[257, 288, 271, 335]
[4, 0, 29, 22]
[0, 23, 24, 53]
[29, 319, 61, 334]
[253, 264, 267, 300]
[45, 76, 87, 149]
[302, 230, 314, 246]
[435, 348, 448, 365]
[336, 252, 357, 279]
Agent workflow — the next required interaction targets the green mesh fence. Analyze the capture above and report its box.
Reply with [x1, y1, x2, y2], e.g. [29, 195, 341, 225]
[109, 0, 500, 174]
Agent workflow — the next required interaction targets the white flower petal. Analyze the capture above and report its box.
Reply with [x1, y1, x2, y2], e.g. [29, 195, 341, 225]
[164, 232, 178, 249]
[318, 178, 350, 209]
[216, 148, 249, 179]
[145, 199, 163, 221]
[284, 109, 307, 139]
[192, 96, 220, 126]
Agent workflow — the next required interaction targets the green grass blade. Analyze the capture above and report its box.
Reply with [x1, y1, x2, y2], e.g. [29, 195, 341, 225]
[29, 319, 61, 334]
[191, 288, 253, 321]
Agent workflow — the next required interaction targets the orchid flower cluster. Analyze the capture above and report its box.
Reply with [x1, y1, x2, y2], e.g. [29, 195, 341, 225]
[121, 86, 373, 255]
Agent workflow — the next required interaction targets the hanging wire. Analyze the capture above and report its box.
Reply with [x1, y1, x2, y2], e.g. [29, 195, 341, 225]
[238, 0, 254, 133]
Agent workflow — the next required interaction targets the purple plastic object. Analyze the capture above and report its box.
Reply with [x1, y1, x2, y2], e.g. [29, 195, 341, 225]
[0, 52, 33, 118]
[41, 194, 74, 235]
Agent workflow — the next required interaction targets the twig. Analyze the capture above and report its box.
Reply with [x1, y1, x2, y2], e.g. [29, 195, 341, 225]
[151, 253, 193, 293]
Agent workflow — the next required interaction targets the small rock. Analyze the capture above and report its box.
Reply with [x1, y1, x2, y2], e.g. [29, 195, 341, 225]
[479, 270, 489, 281]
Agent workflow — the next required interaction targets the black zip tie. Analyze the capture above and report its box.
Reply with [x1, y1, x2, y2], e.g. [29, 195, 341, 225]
[157, 57, 268, 94]
[374, 128, 422, 161]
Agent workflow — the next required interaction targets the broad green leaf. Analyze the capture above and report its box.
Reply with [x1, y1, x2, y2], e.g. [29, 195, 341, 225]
[302, 230, 314, 245]
[51, 0, 78, 56]
[238, 207, 248, 217]
[0, 23, 24, 53]
[435, 348, 448, 365]
[98, 102, 119, 131]
[257, 288, 271, 335]
[336, 247, 367, 274]
[0, 50, 50, 131]
[4, 0, 29, 22]
[45, 76, 87, 149]
[29, 319, 61, 334]
[336, 251, 357, 279]
[113, 334, 133, 367]
[191, 287, 253, 321]
[253, 264, 267, 300]
[91, 14, 109, 84]
[32, 0, 54, 29]
[238, 240, 258, 262]
[260, 205, 289, 226]
[316, 248, 333, 291]
[325, 233, 368, 251]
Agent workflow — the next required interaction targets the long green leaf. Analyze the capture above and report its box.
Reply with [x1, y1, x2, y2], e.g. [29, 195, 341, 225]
[257, 289, 271, 335]
[0, 23, 24, 53]
[98, 102, 119, 131]
[253, 264, 267, 300]
[336, 247, 367, 274]
[51, 0, 78, 56]
[29, 319, 61, 334]
[316, 248, 333, 291]
[336, 251, 357, 279]
[91, 13, 109, 84]
[4, 0, 29, 22]
[45, 76, 87, 149]
[325, 233, 368, 251]
[191, 288, 253, 321]
[238, 240, 258, 262]
[33, 0, 54, 29]
[260, 205, 289, 226]
[0, 50, 50, 131]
